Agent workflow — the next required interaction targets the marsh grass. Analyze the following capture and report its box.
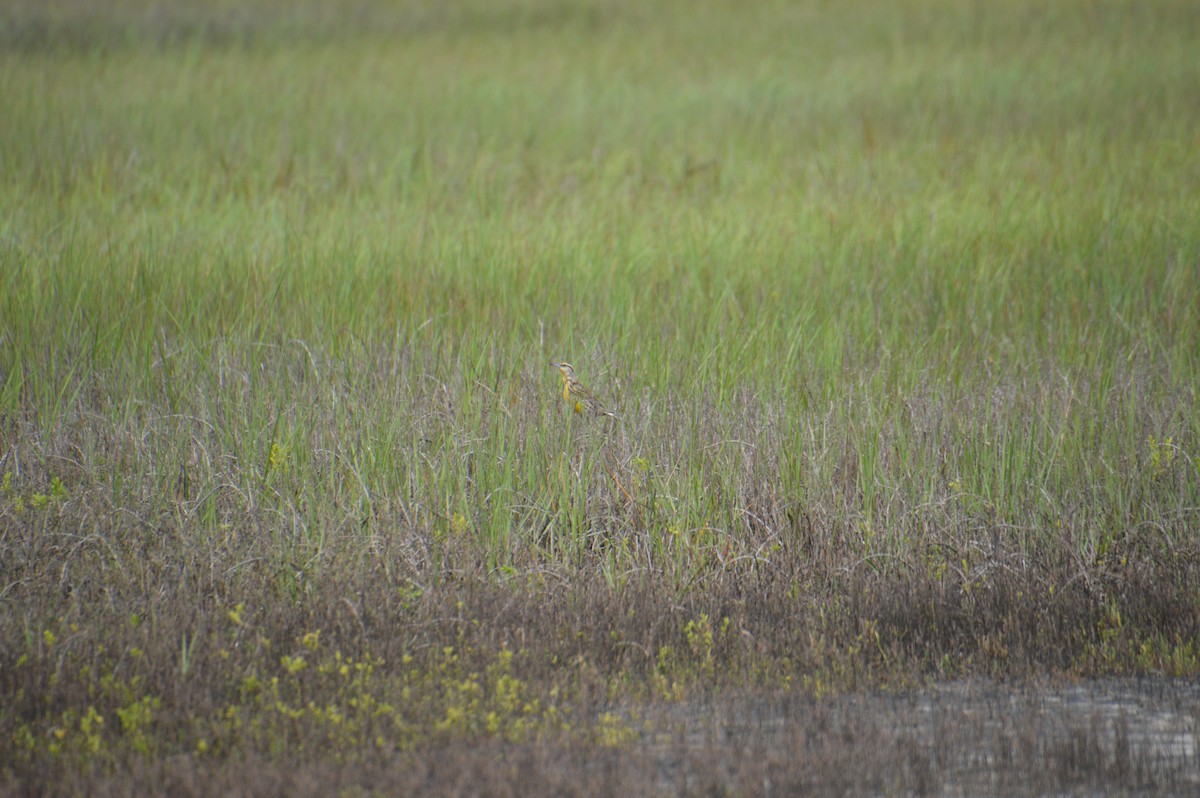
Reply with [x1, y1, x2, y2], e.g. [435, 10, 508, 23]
[2, 0, 1199, 793]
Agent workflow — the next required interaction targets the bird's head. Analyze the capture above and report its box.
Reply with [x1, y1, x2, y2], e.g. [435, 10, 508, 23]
[549, 361, 576, 380]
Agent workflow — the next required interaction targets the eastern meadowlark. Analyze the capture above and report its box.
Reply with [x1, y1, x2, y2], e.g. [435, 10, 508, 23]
[549, 361, 616, 418]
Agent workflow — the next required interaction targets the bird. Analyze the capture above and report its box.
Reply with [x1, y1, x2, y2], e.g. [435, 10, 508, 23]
[549, 361, 616, 418]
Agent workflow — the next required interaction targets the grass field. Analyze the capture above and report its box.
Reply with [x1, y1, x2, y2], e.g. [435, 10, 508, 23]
[3, 0, 1200, 793]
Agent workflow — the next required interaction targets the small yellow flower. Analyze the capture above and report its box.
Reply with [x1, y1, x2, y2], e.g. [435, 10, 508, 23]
[268, 443, 288, 473]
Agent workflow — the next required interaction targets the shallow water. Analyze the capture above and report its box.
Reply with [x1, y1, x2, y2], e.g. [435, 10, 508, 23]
[630, 679, 1200, 796]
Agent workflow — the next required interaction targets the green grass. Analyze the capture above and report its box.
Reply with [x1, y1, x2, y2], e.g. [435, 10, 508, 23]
[2, 0, 1199, 792]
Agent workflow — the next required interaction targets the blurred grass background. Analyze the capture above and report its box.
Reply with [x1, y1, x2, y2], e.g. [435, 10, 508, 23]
[2, 0, 1198, 570]
[1, 2, 1199, 787]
